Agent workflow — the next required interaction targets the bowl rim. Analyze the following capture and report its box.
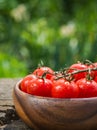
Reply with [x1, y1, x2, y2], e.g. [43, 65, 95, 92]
[14, 79, 97, 101]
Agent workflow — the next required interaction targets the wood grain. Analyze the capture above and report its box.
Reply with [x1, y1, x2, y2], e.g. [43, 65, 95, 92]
[1, 78, 97, 130]
[13, 80, 97, 130]
[0, 78, 32, 130]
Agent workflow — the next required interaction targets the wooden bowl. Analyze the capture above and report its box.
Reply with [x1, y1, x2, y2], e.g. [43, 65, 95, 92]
[13, 80, 97, 130]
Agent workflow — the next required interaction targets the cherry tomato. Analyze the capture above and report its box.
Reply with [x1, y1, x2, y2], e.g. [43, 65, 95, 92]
[76, 78, 97, 98]
[33, 66, 54, 79]
[27, 78, 53, 97]
[68, 63, 87, 81]
[93, 62, 97, 76]
[20, 74, 36, 93]
[50, 72, 63, 83]
[52, 79, 79, 98]
[94, 76, 97, 82]
[88, 62, 97, 78]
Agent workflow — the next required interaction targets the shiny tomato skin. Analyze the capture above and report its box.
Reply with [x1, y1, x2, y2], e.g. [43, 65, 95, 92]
[27, 78, 53, 97]
[88, 62, 97, 78]
[33, 66, 54, 79]
[69, 63, 87, 81]
[94, 76, 97, 82]
[52, 80, 79, 98]
[76, 78, 97, 98]
[20, 74, 36, 93]
[93, 62, 97, 76]
[50, 73, 63, 84]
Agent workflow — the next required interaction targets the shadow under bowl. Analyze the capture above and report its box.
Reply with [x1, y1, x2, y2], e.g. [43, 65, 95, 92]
[13, 80, 97, 130]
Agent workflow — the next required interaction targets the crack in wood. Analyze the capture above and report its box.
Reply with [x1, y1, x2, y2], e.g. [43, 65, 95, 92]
[0, 105, 14, 107]
[0, 78, 32, 129]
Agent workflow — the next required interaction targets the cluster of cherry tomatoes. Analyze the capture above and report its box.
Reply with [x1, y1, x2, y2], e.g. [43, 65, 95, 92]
[20, 61, 97, 98]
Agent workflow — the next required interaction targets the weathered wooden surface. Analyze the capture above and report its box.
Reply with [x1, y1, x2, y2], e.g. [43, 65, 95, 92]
[0, 78, 32, 130]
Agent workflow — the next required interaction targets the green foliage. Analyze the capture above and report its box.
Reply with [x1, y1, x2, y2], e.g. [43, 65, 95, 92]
[0, 0, 97, 77]
[0, 52, 27, 77]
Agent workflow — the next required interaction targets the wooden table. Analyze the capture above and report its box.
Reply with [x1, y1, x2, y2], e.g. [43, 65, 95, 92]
[0, 78, 32, 130]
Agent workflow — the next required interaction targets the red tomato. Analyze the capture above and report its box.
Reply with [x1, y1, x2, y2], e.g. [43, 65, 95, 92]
[52, 79, 79, 98]
[94, 76, 97, 82]
[88, 62, 97, 78]
[68, 63, 87, 81]
[33, 66, 54, 79]
[20, 74, 36, 93]
[27, 78, 53, 97]
[93, 63, 97, 76]
[76, 78, 97, 98]
[51, 78, 66, 87]
[50, 72, 63, 83]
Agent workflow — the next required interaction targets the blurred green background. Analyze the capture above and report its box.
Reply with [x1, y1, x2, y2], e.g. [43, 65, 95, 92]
[0, 0, 97, 77]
